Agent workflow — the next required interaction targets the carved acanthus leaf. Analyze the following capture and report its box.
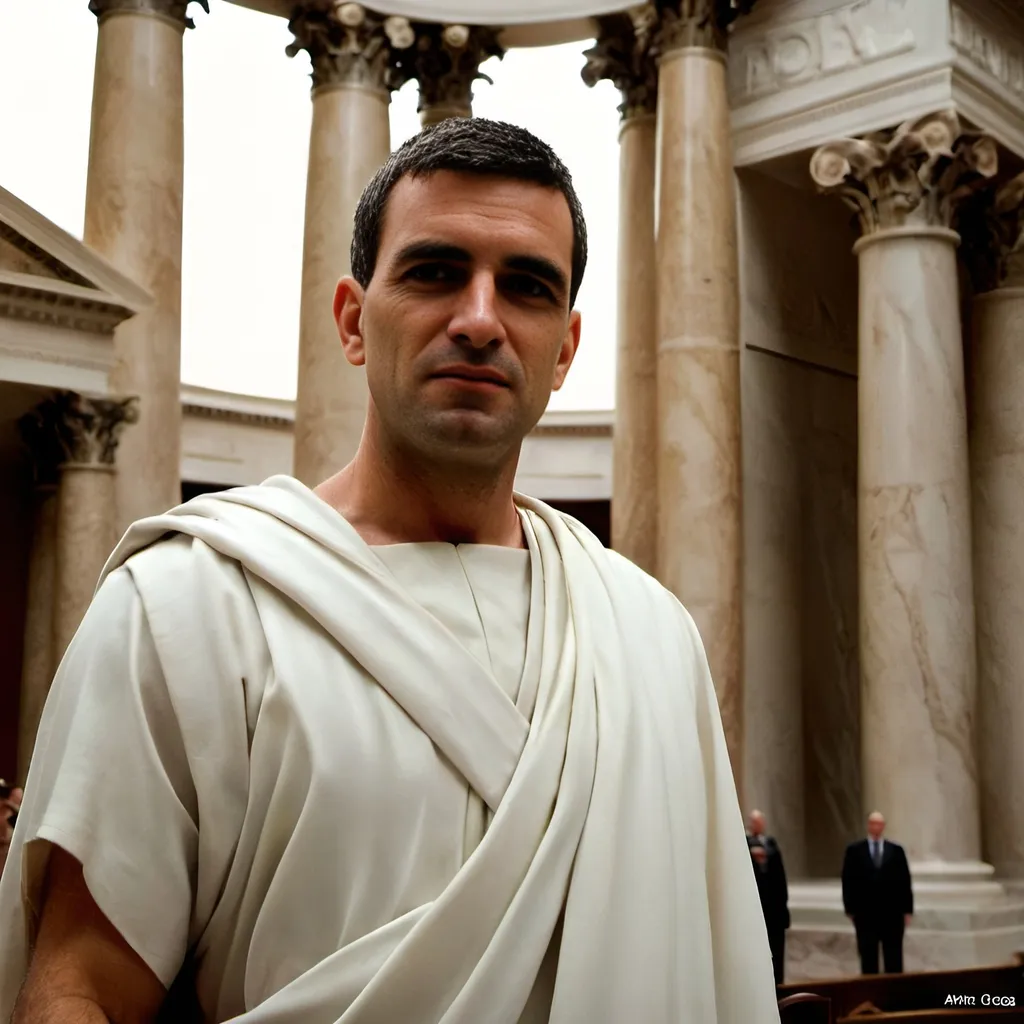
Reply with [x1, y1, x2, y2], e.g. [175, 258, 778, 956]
[582, 6, 659, 120]
[958, 172, 1024, 293]
[20, 393, 139, 469]
[389, 22, 505, 114]
[88, 0, 208, 29]
[654, 0, 758, 53]
[286, 3, 416, 92]
[809, 111, 1000, 236]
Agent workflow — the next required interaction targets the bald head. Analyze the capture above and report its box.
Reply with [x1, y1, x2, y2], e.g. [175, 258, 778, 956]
[867, 811, 885, 839]
[748, 809, 766, 836]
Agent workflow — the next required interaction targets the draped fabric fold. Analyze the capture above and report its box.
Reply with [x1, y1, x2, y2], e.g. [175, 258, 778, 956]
[0, 477, 778, 1023]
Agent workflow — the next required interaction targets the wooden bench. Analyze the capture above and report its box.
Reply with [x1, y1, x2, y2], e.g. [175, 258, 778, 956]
[837, 1009, 1021, 1023]
[779, 992, 832, 1023]
[777, 954, 1024, 1022]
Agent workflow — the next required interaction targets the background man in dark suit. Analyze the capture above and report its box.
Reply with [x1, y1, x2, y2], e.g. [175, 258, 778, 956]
[842, 811, 913, 974]
[747, 809, 790, 984]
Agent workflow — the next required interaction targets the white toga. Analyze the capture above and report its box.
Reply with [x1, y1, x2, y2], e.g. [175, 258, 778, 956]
[0, 476, 779, 1023]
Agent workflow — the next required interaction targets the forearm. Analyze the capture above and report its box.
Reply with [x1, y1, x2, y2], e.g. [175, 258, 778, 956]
[13, 993, 110, 1024]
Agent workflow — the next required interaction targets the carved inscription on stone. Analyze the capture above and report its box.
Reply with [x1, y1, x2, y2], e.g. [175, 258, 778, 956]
[730, 0, 914, 102]
[951, 4, 1024, 101]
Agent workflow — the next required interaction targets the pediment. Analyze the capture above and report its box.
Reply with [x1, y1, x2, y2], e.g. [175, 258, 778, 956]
[0, 185, 151, 331]
[0, 229, 67, 280]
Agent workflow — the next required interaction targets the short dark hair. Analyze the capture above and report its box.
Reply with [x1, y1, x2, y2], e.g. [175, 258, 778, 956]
[351, 117, 588, 308]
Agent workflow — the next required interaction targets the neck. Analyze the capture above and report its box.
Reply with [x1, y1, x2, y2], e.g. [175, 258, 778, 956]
[316, 429, 524, 547]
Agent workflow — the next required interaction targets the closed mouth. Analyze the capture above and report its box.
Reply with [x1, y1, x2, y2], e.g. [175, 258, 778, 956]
[431, 370, 510, 387]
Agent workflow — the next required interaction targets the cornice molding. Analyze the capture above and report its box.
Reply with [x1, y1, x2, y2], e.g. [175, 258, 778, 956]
[530, 421, 612, 438]
[0, 223, 92, 288]
[0, 185, 152, 313]
[180, 388, 613, 437]
[182, 400, 294, 429]
[0, 274, 139, 334]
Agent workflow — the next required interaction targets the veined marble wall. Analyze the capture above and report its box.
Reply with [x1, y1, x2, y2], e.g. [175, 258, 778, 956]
[740, 168, 861, 878]
[801, 367, 860, 877]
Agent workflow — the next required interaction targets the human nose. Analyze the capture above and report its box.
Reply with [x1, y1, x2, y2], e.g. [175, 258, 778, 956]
[447, 271, 506, 349]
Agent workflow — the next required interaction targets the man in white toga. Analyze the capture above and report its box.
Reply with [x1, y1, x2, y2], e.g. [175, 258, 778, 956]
[0, 117, 779, 1023]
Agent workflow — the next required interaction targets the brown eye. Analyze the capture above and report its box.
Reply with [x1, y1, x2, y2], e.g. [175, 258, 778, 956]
[407, 263, 459, 283]
[506, 275, 553, 300]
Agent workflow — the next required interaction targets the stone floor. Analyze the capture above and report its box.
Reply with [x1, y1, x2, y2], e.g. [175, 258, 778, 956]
[785, 879, 1024, 982]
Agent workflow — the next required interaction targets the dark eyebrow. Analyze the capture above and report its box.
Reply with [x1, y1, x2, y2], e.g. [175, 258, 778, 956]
[394, 241, 473, 266]
[393, 239, 569, 299]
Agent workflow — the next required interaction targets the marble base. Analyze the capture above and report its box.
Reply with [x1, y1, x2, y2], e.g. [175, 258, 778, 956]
[785, 880, 1024, 981]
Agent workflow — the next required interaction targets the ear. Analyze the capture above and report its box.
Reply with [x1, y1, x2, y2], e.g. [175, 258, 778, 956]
[551, 309, 582, 392]
[334, 276, 366, 367]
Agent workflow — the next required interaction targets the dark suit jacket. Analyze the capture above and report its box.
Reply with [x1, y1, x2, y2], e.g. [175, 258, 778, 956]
[748, 834, 790, 932]
[841, 838, 913, 919]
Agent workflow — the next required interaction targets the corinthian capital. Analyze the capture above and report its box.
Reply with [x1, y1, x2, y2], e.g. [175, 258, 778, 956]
[88, 0, 208, 30]
[654, 0, 758, 53]
[21, 393, 139, 469]
[389, 23, 505, 118]
[582, 6, 659, 120]
[286, 3, 416, 92]
[958, 173, 1024, 293]
[810, 111, 999, 237]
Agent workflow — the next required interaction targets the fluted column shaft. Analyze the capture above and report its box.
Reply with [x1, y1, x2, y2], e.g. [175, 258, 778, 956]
[288, 5, 413, 486]
[84, 0, 196, 530]
[582, 11, 659, 575]
[856, 226, 978, 860]
[294, 82, 390, 485]
[655, 21, 744, 781]
[812, 111, 998, 867]
[964, 175, 1024, 878]
[46, 394, 137, 671]
[53, 465, 118, 666]
[614, 115, 658, 574]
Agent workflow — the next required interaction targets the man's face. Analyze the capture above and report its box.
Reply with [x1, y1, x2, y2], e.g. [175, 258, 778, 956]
[749, 811, 766, 835]
[337, 170, 581, 468]
[867, 813, 885, 839]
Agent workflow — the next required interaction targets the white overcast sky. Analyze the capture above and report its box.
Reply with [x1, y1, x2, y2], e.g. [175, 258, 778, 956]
[0, 0, 622, 410]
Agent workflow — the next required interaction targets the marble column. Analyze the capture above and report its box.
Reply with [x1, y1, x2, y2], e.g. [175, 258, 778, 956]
[582, 9, 659, 575]
[961, 173, 1024, 878]
[84, 0, 202, 531]
[653, 0, 756, 783]
[811, 111, 998, 870]
[15, 408, 65, 781]
[401, 23, 503, 129]
[48, 393, 138, 670]
[287, 4, 413, 487]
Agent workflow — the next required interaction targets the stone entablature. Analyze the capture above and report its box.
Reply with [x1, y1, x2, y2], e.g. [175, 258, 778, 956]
[729, 0, 1024, 166]
[181, 383, 613, 500]
[0, 185, 150, 395]
[231, 1, 1024, 166]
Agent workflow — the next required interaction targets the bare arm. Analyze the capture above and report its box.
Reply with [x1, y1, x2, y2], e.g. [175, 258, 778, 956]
[13, 846, 167, 1024]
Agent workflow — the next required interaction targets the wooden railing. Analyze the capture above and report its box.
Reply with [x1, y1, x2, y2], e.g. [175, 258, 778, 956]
[777, 953, 1024, 1024]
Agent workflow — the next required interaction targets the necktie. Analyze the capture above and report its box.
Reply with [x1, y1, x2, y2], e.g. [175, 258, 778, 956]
[872, 841, 882, 867]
